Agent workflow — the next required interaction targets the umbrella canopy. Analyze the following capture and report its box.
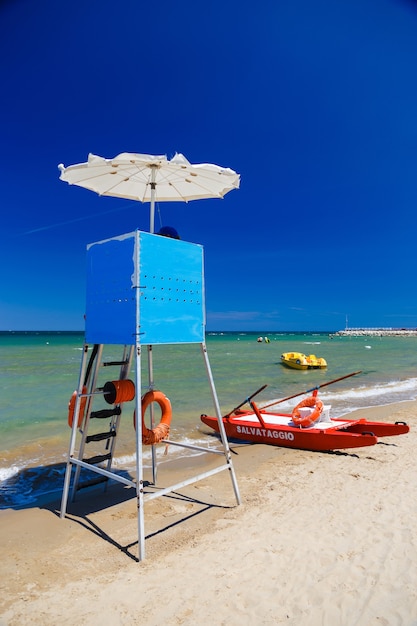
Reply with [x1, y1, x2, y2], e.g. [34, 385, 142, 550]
[58, 152, 240, 232]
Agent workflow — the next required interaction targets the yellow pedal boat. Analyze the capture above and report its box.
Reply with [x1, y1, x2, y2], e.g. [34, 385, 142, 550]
[281, 352, 327, 370]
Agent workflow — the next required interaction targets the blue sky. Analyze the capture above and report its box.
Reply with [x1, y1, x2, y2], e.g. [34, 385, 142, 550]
[1, 0, 417, 332]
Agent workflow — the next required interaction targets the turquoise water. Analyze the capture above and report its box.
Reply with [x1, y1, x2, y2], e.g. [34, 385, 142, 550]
[1, 330, 417, 508]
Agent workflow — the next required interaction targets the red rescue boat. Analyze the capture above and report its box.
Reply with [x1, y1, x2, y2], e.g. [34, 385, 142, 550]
[200, 399, 409, 452]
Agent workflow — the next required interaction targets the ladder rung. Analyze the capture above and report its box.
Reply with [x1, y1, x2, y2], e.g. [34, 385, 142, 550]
[90, 407, 122, 419]
[86, 430, 117, 443]
[102, 360, 129, 367]
[84, 453, 112, 465]
[77, 476, 109, 491]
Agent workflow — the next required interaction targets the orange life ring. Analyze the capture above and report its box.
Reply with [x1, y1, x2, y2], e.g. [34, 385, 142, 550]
[292, 395, 323, 427]
[68, 386, 87, 428]
[134, 390, 172, 445]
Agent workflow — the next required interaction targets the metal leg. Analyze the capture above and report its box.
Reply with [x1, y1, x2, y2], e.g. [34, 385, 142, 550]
[135, 342, 145, 561]
[200, 342, 241, 505]
[60, 344, 90, 518]
[71, 344, 103, 499]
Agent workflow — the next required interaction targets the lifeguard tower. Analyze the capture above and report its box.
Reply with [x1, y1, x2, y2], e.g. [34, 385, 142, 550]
[60, 228, 241, 561]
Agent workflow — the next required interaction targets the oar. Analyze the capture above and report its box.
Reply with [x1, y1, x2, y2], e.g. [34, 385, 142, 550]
[224, 384, 268, 418]
[249, 400, 267, 428]
[261, 371, 362, 410]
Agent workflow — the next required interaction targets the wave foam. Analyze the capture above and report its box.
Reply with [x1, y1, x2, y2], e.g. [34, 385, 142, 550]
[263, 377, 417, 415]
[320, 377, 417, 403]
[0, 465, 20, 482]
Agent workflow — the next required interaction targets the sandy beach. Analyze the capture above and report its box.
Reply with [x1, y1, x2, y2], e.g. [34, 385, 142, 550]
[1, 401, 416, 626]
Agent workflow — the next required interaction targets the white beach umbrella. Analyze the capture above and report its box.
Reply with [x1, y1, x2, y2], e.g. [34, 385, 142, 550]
[58, 152, 240, 232]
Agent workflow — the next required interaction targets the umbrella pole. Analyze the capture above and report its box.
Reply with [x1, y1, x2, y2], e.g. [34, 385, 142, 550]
[149, 165, 157, 234]
[148, 165, 157, 482]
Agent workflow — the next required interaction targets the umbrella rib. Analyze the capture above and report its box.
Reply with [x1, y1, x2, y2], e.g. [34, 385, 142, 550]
[154, 166, 235, 198]
[165, 178, 223, 200]
[94, 166, 153, 202]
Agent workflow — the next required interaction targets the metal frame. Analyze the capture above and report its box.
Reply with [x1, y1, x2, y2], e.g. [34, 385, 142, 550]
[60, 230, 241, 561]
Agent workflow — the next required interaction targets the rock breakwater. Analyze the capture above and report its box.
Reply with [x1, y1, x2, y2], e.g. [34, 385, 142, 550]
[332, 328, 417, 337]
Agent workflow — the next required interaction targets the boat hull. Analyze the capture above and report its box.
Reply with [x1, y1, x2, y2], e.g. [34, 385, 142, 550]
[200, 411, 409, 452]
[281, 360, 309, 370]
[281, 352, 327, 370]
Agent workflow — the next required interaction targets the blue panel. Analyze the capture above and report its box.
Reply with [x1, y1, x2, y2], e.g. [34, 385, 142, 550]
[85, 233, 137, 344]
[85, 230, 205, 345]
[138, 231, 205, 344]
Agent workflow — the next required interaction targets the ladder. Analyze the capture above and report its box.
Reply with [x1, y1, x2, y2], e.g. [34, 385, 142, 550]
[62, 343, 135, 503]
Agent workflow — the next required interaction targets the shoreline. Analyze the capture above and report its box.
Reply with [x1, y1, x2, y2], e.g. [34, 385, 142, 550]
[1, 399, 416, 624]
[2, 397, 416, 511]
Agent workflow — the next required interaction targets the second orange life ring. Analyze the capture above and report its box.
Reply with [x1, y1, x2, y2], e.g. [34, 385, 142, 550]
[68, 386, 87, 428]
[134, 390, 172, 445]
[292, 395, 323, 427]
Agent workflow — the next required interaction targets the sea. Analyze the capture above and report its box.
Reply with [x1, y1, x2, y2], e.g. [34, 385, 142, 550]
[1, 329, 417, 509]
